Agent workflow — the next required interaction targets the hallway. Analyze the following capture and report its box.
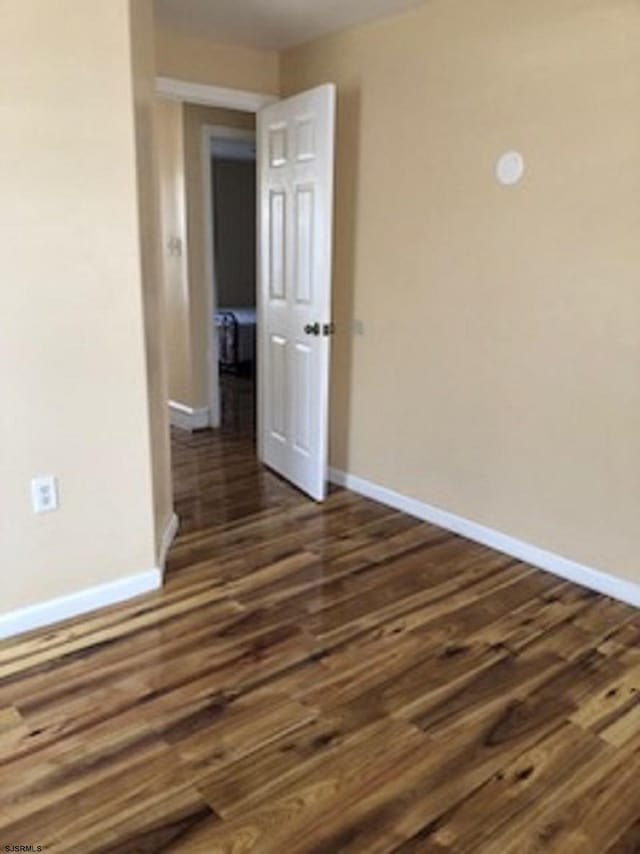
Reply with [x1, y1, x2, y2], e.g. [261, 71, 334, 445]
[1, 415, 640, 851]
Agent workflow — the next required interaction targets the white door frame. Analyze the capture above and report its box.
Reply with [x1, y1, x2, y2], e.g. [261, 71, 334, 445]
[155, 77, 277, 428]
[202, 124, 256, 427]
[156, 77, 276, 114]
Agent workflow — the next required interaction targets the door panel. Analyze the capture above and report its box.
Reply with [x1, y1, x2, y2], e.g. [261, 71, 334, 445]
[269, 191, 286, 300]
[269, 333, 288, 443]
[269, 124, 288, 167]
[293, 342, 312, 455]
[294, 186, 314, 305]
[258, 84, 336, 501]
[295, 186, 314, 305]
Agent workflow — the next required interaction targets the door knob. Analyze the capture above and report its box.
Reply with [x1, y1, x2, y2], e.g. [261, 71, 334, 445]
[304, 322, 321, 336]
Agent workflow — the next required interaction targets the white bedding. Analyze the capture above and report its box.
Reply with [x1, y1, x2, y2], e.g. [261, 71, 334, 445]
[220, 307, 256, 326]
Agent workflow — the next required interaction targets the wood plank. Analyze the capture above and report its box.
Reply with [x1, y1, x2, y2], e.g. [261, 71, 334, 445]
[484, 733, 640, 854]
[403, 721, 610, 851]
[0, 401, 637, 851]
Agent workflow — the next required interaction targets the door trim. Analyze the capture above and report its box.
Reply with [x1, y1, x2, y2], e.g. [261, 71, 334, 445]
[156, 77, 277, 113]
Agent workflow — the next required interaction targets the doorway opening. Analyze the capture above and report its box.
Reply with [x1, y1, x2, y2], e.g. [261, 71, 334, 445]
[156, 79, 336, 503]
[203, 124, 257, 438]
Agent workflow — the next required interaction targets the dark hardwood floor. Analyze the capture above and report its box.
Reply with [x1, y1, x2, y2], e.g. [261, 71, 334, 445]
[1, 375, 640, 852]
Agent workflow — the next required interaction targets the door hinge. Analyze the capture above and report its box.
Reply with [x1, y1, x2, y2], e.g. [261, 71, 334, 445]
[322, 323, 335, 337]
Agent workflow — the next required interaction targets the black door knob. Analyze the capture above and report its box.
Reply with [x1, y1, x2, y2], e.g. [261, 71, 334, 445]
[304, 322, 321, 336]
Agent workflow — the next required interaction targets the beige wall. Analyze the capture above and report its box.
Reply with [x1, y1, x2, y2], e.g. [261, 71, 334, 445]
[213, 159, 257, 309]
[130, 0, 174, 552]
[281, 0, 640, 583]
[155, 26, 279, 94]
[0, 0, 162, 613]
[183, 105, 255, 408]
[156, 98, 193, 405]
[155, 102, 255, 409]
[154, 22, 269, 411]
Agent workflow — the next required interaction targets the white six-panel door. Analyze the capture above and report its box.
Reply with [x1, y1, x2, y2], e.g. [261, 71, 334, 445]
[257, 85, 336, 501]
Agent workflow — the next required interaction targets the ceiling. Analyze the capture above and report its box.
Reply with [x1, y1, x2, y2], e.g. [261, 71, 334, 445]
[154, 0, 428, 51]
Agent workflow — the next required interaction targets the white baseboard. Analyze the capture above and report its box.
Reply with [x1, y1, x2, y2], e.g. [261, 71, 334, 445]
[159, 512, 180, 571]
[169, 400, 210, 431]
[329, 468, 640, 609]
[0, 569, 162, 642]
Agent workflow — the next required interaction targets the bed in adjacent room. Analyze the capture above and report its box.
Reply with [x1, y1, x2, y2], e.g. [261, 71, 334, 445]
[215, 307, 257, 372]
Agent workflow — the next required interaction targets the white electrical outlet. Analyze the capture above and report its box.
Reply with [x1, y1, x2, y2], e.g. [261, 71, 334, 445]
[31, 475, 59, 514]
